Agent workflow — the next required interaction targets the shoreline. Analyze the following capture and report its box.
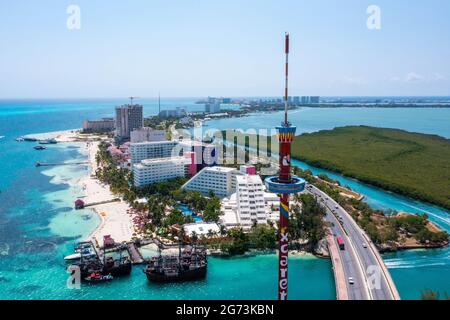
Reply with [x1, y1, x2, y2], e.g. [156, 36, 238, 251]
[35, 130, 136, 246]
[296, 155, 450, 212]
[79, 138, 135, 246]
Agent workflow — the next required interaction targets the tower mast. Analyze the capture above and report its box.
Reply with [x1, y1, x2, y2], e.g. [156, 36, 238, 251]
[284, 33, 289, 126]
[265, 33, 306, 301]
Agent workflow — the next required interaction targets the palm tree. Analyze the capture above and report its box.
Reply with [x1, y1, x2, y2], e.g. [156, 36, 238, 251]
[219, 225, 228, 237]
[191, 231, 198, 244]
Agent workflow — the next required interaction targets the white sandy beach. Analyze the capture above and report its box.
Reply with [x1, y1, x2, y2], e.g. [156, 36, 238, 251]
[78, 140, 135, 246]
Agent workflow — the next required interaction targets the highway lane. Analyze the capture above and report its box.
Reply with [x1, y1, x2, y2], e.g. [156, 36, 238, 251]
[325, 209, 369, 300]
[306, 184, 398, 300]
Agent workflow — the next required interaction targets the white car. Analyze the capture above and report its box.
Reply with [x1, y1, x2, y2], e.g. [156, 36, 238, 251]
[348, 277, 355, 285]
[362, 243, 368, 248]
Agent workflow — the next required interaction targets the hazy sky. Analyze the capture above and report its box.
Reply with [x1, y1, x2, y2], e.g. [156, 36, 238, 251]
[1, 0, 449, 98]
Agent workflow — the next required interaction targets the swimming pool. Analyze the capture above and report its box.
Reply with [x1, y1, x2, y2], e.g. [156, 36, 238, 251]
[176, 204, 203, 222]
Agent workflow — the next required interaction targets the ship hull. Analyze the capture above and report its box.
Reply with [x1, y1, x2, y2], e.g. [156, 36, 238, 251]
[144, 265, 207, 283]
[104, 263, 132, 277]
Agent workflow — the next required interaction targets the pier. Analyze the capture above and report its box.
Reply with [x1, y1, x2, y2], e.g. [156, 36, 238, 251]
[127, 242, 145, 264]
[36, 161, 89, 167]
[75, 198, 121, 210]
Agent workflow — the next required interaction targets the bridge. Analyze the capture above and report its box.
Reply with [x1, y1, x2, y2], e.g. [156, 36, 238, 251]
[306, 184, 400, 300]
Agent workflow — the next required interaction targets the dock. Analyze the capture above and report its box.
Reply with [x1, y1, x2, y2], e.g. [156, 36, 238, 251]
[75, 198, 121, 210]
[127, 242, 145, 264]
[36, 161, 89, 167]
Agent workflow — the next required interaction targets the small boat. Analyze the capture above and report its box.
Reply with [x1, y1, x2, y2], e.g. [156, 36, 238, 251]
[65, 242, 96, 261]
[0, 136, 4, 140]
[15, 137, 25, 142]
[84, 272, 113, 283]
[64, 253, 81, 261]
[34, 146, 46, 150]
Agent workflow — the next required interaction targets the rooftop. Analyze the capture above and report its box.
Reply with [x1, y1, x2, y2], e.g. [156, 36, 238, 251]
[131, 140, 178, 146]
[134, 156, 189, 168]
[204, 166, 238, 173]
[236, 174, 263, 184]
[183, 222, 220, 236]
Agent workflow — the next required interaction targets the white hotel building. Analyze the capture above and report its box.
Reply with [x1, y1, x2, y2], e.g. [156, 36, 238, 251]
[130, 140, 179, 164]
[234, 175, 267, 228]
[182, 166, 241, 198]
[130, 127, 167, 143]
[133, 156, 191, 187]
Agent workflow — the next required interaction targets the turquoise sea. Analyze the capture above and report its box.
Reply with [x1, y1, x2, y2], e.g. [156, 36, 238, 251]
[0, 99, 449, 300]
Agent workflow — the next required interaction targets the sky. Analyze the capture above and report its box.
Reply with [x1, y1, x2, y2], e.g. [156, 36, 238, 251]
[0, 0, 450, 98]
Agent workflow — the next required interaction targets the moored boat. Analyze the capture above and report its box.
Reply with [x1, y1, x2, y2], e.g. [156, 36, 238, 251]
[84, 272, 113, 283]
[64, 253, 81, 261]
[143, 245, 207, 283]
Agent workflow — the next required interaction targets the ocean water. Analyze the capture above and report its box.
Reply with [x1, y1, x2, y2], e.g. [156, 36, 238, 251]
[0, 99, 449, 300]
[0, 99, 333, 300]
[206, 107, 450, 138]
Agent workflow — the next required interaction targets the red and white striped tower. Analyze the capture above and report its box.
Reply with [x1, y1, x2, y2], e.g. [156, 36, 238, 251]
[265, 33, 306, 301]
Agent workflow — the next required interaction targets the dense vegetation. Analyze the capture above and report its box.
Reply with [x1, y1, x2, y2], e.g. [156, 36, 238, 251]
[222, 126, 450, 210]
[293, 126, 450, 210]
[293, 167, 449, 249]
[290, 193, 327, 248]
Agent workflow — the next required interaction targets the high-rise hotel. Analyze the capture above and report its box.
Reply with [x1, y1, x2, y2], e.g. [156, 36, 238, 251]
[115, 104, 144, 141]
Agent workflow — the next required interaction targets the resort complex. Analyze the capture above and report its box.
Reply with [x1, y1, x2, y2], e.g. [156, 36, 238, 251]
[36, 32, 442, 302]
[3, 2, 450, 305]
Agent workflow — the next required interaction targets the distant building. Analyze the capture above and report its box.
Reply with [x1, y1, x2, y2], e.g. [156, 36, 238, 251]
[115, 104, 143, 140]
[159, 107, 187, 118]
[130, 140, 179, 164]
[293, 96, 300, 104]
[205, 98, 221, 113]
[130, 127, 167, 143]
[82, 118, 115, 133]
[301, 96, 310, 104]
[310, 96, 320, 104]
[180, 116, 193, 126]
[182, 166, 242, 198]
[133, 156, 191, 187]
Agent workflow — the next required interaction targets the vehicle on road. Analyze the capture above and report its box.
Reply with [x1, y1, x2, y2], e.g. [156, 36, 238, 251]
[362, 243, 367, 248]
[348, 277, 355, 285]
[336, 236, 345, 250]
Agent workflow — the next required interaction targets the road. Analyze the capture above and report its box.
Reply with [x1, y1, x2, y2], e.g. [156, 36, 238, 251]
[306, 184, 400, 300]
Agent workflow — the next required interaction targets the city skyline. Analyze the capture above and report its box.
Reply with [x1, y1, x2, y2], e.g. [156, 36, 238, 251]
[1, 0, 450, 99]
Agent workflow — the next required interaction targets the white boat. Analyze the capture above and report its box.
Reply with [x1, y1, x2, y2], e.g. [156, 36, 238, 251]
[0, 136, 4, 139]
[64, 253, 81, 261]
